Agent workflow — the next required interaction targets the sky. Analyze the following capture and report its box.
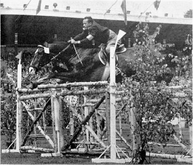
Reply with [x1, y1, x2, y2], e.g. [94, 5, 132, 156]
[1, 0, 192, 18]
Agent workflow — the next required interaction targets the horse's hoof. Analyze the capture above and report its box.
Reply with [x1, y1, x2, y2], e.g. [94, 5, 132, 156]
[27, 82, 38, 89]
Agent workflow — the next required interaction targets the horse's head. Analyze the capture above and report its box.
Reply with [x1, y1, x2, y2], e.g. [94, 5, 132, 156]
[29, 42, 74, 74]
[29, 45, 54, 74]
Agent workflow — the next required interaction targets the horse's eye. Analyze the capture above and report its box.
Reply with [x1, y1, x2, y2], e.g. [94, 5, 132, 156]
[38, 48, 44, 53]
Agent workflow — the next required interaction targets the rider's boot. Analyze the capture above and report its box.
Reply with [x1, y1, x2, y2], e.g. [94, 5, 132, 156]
[98, 47, 109, 65]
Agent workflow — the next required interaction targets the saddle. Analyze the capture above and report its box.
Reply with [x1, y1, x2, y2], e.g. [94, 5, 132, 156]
[98, 44, 126, 65]
[116, 44, 127, 54]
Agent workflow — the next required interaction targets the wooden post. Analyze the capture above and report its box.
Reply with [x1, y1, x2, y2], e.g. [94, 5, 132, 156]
[89, 107, 94, 143]
[92, 34, 131, 163]
[16, 94, 22, 152]
[16, 59, 22, 152]
[17, 58, 22, 88]
[109, 46, 117, 160]
[128, 91, 138, 156]
[52, 91, 63, 155]
[33, 108, 37, 147]
[129, 107, 137, 153]
[51, 94, 57, 153]
[84, 87, 90, 144]
[69, 107, 74, 136]
[96, 110, 101, 139]
[105, 92, 110, 146]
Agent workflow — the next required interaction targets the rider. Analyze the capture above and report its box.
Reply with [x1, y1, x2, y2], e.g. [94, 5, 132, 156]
[68, 16, 121, 55]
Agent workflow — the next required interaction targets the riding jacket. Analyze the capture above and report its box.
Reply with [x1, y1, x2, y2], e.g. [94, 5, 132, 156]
[74, 21, 111, 47]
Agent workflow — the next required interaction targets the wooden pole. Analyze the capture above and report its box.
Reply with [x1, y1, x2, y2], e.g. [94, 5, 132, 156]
[92, 37, 131, 163]
[96, 110, 101, 139]
[62, 95, 105, 151]
[52, 93, 63, 154]
[51, 94, 57, 153]
[128, 91, 138, 155]
[69, 106, 74, 136]
[16, 59, 22, 152]
[105, 92, 110, 146]
[38, 81, 108, 89]
[84, 87, 90, 145]
[109, 46, 117, 160]
[21, 102, 54, 148]
[21, 98, 51, 146]
[129, 107, 137, 153]
[85, 125, 106, 148]
[19, 89, 106, 100]
[17, 59, 22, 88]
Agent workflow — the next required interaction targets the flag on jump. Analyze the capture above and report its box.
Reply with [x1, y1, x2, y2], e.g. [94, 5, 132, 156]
[121, 0, 127, 26]
[16, 51, 23, 60]
[114, 30, 126, 52]
[36, 0, 42, 14]
[154, 0, 161, 10]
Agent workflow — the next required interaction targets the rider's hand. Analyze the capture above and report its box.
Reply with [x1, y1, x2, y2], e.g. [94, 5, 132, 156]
[68, 38, 80, 44]
[67, 39, 72, 43]
[70, 38, 76, 44]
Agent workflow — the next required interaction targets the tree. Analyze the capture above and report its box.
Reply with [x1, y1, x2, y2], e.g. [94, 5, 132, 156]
[122, 23, 192, 163]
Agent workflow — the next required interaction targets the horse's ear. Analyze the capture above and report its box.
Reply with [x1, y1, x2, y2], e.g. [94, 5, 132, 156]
[44, 42, 49, 47]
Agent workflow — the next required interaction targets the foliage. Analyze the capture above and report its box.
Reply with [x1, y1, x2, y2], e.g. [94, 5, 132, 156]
[1, 93, 16, 144]
[0, 23, 192, 162]
[120, 22, 192, 163]
[184, 9, 193, 18]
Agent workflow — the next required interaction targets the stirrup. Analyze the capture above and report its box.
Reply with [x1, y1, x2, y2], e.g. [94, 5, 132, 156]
[98, 49, 108, 65]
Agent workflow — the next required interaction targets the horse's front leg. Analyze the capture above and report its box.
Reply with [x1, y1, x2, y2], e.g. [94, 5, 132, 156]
[28, 73, 55, 89]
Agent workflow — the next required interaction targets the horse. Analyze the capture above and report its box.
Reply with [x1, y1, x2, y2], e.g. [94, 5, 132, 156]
[27, 42, 139, 147]
[28, 42, 137, 88]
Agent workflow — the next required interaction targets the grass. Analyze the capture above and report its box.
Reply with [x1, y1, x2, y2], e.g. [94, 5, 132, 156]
[1, 125, 191, 164]
[1, 152, 93, 164]
[1, 151, 188, 164]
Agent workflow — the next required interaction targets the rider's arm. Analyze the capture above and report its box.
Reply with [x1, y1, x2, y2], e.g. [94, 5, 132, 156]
[73, 34, 93, 45]
[77, 26, 98, 44]
[72, 30, 89, 44]
[73, 31, 86, 41]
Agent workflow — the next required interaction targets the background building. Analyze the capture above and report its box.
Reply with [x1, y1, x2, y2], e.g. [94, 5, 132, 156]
[1, 0, 192, 49]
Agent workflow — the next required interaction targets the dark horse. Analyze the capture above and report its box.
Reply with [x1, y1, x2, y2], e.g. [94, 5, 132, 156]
[29, 41, 137, 87]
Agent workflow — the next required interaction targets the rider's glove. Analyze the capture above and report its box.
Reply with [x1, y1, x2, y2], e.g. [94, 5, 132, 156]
[68, 38, 80, 44]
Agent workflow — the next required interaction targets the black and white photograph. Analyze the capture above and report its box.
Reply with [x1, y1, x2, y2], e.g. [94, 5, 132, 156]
[1, 0, 192, 164]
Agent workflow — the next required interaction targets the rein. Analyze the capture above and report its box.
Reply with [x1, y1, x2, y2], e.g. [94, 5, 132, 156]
[49, 43, 83, 67]
[37, 44, 71, 69]
[50, 44, 71, 61]
[72, 44, 83, 66]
